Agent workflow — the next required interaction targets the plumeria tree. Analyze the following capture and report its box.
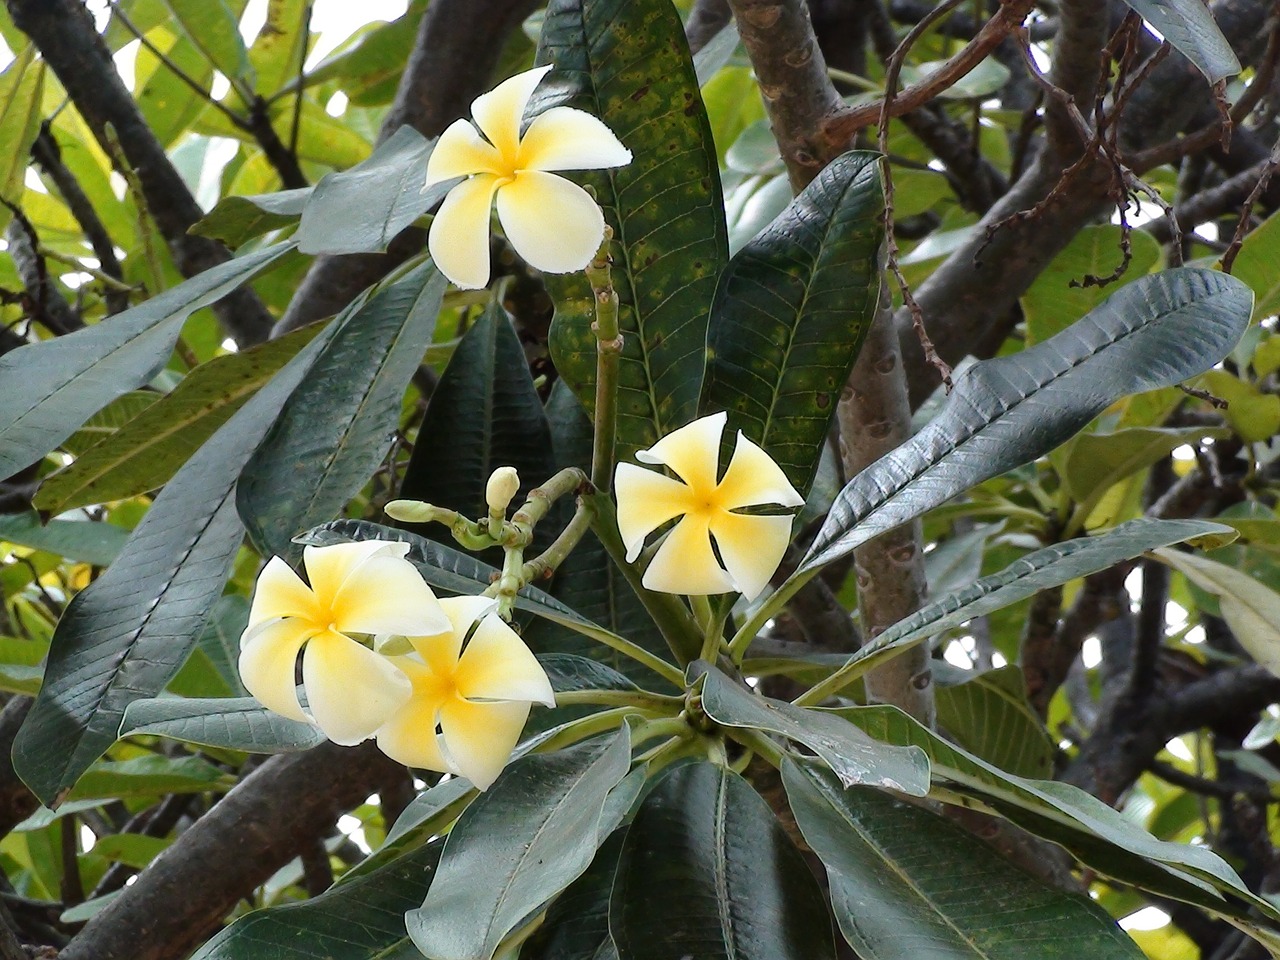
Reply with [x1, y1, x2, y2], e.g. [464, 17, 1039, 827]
[4, 0, 1280, 958]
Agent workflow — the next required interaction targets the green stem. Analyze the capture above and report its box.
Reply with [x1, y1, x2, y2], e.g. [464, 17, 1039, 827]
[793, 660, 860, 707]
[546, 617, 686, 688]
[528, 706, 635, 754]
[493, 541, 526, 620]
[509, 468, 589, 546]
[631, 715, 694, 748]
[723, 726, 786, 769]
[383, 500, 492, 550]
[553, 689, 683, 711]
[585, 230, 621, 493]
[726, 568, 815, 662]
[522, 499, 596, 584]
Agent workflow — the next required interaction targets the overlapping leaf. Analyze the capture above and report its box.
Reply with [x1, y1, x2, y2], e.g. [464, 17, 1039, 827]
[1121, 0, 1240, 82]
[118, 696, 325, 753]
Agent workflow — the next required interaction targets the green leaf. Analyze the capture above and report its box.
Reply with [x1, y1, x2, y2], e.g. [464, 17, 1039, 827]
[1152, 547, 1280, 676]
[398, 303, 556, 546]
[0, 45, 44, 217]
[537, 0, 729, 462]
[700, 666, 930, 795]
[407, 728, 631, 960]
[295, 126, 441, 255]
[1120, 0, 1241, 82]
[906, 56, 1011, 99]
[523, 832, 624, 960]
[61, 391, 161, 456]
[0, 512, 129, 566]
[801, 268, 1251, 574]
[700, 151, 884, 494]
[815, 519, 1235, 691]
[34, 323, 323, 514]
[1022, 226, 1162, 344]
[164, 0, 253, 88]
[783, 759, 1145, 960]
[246, 0, 308, 96]
[934, 665, 1054, 779]
[238, 261, 445, 559]
[1198, 370, 1280, 443]
[190, 188, 309, 246]
[0, 243, 293, 480]
[135, 30, 214, 149]
[90, 833, 171, 870]
[66, 754, 232, 802]
[1059, 426, 1230, 504]
[540, 654, 639, 694]
[192, 840, 443, 960]
[611, 761, 836, 960]
[12, 323, 334, 807]
[119, 696, 325, 753]
[1230, 207, 1280, 321]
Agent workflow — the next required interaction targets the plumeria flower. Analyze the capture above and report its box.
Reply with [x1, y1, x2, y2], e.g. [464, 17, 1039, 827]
[423, 64, 632, 289]
[239, 541, 450, 746]
[614, 412, 804, 600]
[374, 596, 555, 790]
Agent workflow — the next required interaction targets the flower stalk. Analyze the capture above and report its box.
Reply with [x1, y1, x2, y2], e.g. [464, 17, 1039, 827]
[586, 228, 622, 493]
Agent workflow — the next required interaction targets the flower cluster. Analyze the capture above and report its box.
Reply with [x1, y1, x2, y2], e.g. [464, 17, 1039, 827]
[239, 540, 554, 789]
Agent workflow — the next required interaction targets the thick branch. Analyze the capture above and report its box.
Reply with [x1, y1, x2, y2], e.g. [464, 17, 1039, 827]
[6, 0, 274, 345]
[4, 214, 82, 337]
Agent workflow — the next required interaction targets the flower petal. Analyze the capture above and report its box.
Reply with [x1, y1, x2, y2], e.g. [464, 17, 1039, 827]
[332, 555, 450, 637]
[716, 431, 805, 510]
[238, 618, 314, 722]
[635, 412, 725, 494]
[710, 511, 795, 601]
[247, 556, 320, 629]
[375, 656, 452, 773]
[424, 118, 505, 187]
[642, 514, 734, 595]
[303, 541, 406, 605]
[456, 615, 555, 705]
[429, 174, 502, 289]
[519, 107, 632, 172]
[439, 698, 531, 790]
[471, 65, 552, 164]
[614, 463, 695, 562]
[495, 171, 605, 275]
[303, 631, 412, 745]
[406, 594, 496, 673]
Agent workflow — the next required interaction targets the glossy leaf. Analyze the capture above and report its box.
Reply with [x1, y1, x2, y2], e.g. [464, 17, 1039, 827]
[407, 728, 631, 960]
[191, 840, 443, 960]
[700, 151, 884, 494]
[0, 243, 292, 480]
[0, 45, 44, 218]
[611, 761, 836, 960]
[537, 0, 728, 462]
[118, 696, 325, 753]
[0, 512, 129, 566]
[238, 261, 444, 558]
[523, 832, 624, 960]
[801, 269, 1251, 574]
[67, 755, 232, 802]
[1120, 0, 1241, 82]
[700, 666, 930, 795]
[190, 188, 309, 246]
[34, 323, 323, 514]
[934, 665, 1054, 779]
[296, 126, 441, 255]
[1058, 426, 1230, 505]
[12, 325, 333, 807]
[783, 759, 1144, 960]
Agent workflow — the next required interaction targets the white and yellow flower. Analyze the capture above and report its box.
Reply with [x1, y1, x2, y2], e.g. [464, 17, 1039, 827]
[238, 540, 450, 745]
[614, 413, 804, 600]
[375, 596, 555, 789]
[423, 64, 632, 289]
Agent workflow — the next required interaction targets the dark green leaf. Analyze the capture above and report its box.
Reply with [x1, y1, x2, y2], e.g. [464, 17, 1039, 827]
[523, 832, 624, 960]
[802, 269, 1251, 573]
[407, 728, 631, 960]
[1120, 0, 1241, 82]
[189, 188, 309, 246]
[783, 759, 1144, 960]
[699, 667, 930, 795]
[540, 653, 638, 693]
[119, 696, 325, 753]
[67, 754, 231, 801]
[934, 665, 1054, 780]
[296, 125, 441, 255]
[238, 261, 445, 559]
[701, 151, 884, 494]
[0, 243, 292, 479]
[537, 0, 728, 462]
[0, 512, 129, 566]
[34, 323, 323, 514]
[611, 761, 836, 960]
[12, 323, 333, 807]
[191, 840, 443, 960]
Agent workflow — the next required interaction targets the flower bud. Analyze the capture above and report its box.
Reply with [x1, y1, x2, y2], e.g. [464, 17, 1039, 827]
[485, 466, 520, 515]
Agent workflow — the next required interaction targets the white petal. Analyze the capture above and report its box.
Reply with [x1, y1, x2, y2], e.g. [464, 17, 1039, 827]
[456, 615, 555, 706]
[302, 631, 412, 745]
[716, 431, 804, 509]
[303, 541, 406, 605]
[518, 107, 631, 172]
[238, 618, 313, 722]
[439, 698, 531, 790]
[247, 557, 319, 630]
[375, 657, 452, 773]
[424, 118, 505, 187]
[495, 171, 605, 275]
[429, 174, 502, 289]
[642, 515, 734, 596]
[614, 463, 693, 562]
[331, 554, 450, 637]
[471, 65, 553, 164]
[635, 412, 726, 494]
[439, 595, 501, 637]
[711, 511, 795, 601]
